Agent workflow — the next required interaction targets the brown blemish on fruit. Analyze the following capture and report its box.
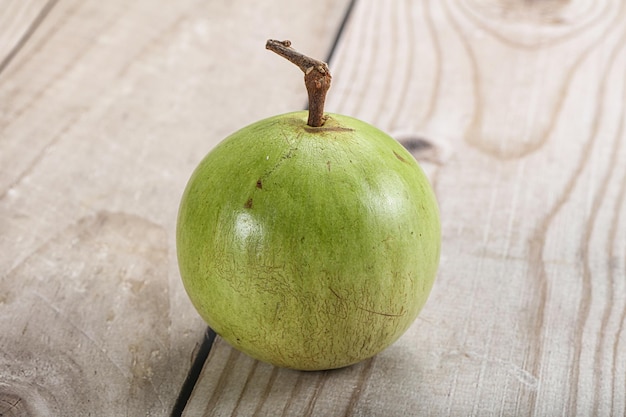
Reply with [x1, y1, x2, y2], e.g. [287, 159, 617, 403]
[393, 150, 407, 163]
[326, 161, 331, 171]
[303, 126, 355, 134]
[256, 179, 263, 189]
[244, 198, 253, 209]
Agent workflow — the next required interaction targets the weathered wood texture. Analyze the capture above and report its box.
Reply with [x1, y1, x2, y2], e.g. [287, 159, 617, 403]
[184, 0, 626, 416]
[0, 0, 347, 415]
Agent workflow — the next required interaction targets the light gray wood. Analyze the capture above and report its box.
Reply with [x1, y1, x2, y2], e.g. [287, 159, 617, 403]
[0, 0, 51, 73]
[184, 0, 626, 416]
[0, 0, 345, 414]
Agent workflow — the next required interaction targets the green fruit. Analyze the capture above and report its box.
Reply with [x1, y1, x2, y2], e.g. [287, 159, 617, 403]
[176, 110, 440, 370]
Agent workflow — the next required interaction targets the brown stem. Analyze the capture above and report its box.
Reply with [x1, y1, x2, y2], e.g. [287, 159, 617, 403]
[266, 39, 331, 127]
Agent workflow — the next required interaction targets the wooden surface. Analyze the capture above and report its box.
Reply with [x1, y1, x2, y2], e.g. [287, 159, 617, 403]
[2, 0, 625, 416]
[0, 0, 348, 415]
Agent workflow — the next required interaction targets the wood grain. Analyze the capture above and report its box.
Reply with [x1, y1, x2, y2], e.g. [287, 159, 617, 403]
[0, 0, 346, 414]
[0, 0, 57, 74]
[184, 0, 626, 415]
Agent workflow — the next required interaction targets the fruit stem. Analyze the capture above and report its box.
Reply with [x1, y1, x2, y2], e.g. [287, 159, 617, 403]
[266, 39, 331, 127]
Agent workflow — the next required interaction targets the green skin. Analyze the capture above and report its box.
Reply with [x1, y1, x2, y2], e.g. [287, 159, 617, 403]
[177, 111, 440, 371]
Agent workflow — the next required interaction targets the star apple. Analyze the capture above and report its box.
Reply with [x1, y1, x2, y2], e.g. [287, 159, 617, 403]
[176, 40, 440, 370]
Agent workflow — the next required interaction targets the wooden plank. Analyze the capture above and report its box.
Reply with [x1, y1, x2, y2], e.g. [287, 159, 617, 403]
[0, 0, 54, 73]
[0, 0, 345, 415]
[184, 0, 626, 415]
